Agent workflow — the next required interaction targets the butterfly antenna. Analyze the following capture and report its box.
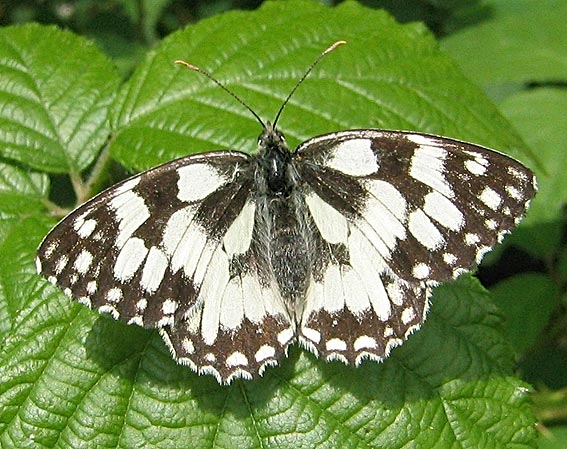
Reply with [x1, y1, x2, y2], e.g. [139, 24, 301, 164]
[175, 59, 266, 128]
[272, 40, 346, 129]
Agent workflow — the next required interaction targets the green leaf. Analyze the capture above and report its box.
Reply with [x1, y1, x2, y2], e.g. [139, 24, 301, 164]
[491, 273, 559, 354]
[441, 0, 567, 93]
[0, 2, 538, 448]
[109, 1, 535, 173]
[0, 23, 119, 173]
[0, 162, 48, 219]
[499, 88, 567, 258]
[539, 425, 567, 449]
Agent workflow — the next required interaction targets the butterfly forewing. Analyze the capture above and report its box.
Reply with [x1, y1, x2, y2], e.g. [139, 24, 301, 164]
[294, 130, 536, 363]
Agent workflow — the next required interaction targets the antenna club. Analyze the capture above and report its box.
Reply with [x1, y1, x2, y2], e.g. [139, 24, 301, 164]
[324, 40, 347, 55]
[175, 60, 199, 71]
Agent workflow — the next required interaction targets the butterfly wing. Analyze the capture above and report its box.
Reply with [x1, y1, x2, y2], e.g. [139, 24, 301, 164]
[37, 151, 294, 383]
[294, 130, 536, 363]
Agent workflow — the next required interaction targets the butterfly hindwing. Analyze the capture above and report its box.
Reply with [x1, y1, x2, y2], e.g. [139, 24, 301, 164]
[295, 130, 536, 362]
[160, 197, 295, 382]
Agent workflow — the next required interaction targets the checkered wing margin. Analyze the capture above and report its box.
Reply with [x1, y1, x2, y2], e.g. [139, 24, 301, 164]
[294, 130, 537, 364]
[36, 151, 294, 383]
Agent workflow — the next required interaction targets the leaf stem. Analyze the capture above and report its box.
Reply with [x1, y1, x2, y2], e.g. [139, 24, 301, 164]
[82, 141, 112, 202]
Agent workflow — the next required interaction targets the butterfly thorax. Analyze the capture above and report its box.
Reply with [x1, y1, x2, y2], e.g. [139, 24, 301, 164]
[256, 123, 294, 197]
[254, 124, 311, 310]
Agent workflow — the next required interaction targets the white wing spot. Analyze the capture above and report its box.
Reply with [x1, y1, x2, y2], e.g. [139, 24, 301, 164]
[479, 187, 502, 210]
[48, 275, 57, 285]
[69, 274, 78, 285]
[205, 353, 216, 363]
[77, 296, 91, 307]
[453, 267, 467, 278]
[423, 191, 464, 231]
[87, 281, 97, 295]
[223, 200, 256, 256]
[443, 253, 457, 265]
[162, 205, 195, 258]
[44, 241, 59, 259]
[302, 327, 321, 343]
[354, 335, 376, 351]
[255, 345, 276, 362]
[162, 299, 178, 315]
[114, 177, 140, 194]
[412, 263, 430, 279]
[128, 316, 144, 326]
[465, 233, 481, 245]
[327, 138, 378, 176]
[506, 185, 522, 200]
[157, 316, 174, 327]
[75, 218, 97, 238]
[109, 191, 150, 247]
[485, 218, 498, 230]
[384, 327, 394, 337]
[401, 307, 416, 324]
[98, 304, 119, 319]
[408, 139, 453, 198]
[463, 151, 489, 176]
[55, 255, 69, 274]
[114, 237, 148, 282]
[408, 209, 444, 250]
[326, 338, 347, 351]
[507, 166, 528, 181]
[226, 351, 248, 367]
[305, 192, 349, 244]
[177, 163, 228, 202]
[386, 283, 404, 307]
[106, 287, 123, 303]
[277, 327, 294, 345]
[136, 298, 147, 312]
[73, 250, 93, 275]
[182, 338, 195, 354]
[476, 246, 492, 263]
[140, 246, 168, 293]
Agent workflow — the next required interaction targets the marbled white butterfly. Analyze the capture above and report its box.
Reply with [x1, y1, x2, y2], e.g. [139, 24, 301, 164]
[36, 41, 536, 384]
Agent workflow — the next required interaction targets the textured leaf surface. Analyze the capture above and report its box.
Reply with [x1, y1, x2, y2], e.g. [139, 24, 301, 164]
[0, 24, 119, 173]
[0, 163, 48, 219]
[441, 0, 567, 88]
[109, 2, 535, 172]
[0, 2, 538, 448]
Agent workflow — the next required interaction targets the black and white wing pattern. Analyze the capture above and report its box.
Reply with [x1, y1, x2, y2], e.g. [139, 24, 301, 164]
[37, 125, 536, 385]
[36, 152, 295, 383]
[294, 130, 536, 363]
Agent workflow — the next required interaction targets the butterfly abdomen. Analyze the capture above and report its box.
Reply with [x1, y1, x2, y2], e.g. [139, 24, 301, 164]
[264, 195, 311, 306]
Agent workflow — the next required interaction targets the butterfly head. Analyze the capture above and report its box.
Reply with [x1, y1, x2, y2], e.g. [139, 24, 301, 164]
[258, 122, 288, 154]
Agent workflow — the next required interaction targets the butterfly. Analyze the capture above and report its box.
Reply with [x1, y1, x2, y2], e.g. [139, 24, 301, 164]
[36, 41, 536, 384]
